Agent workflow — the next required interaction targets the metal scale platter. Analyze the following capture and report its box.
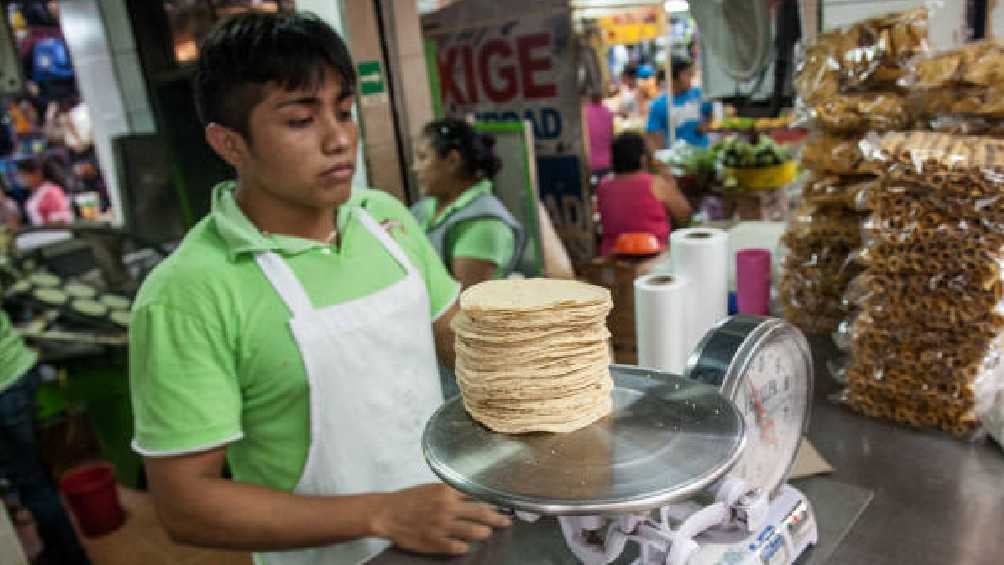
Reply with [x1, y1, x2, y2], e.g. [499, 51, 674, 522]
[423, 366, 746, 515]
[423, 316, 816, 565]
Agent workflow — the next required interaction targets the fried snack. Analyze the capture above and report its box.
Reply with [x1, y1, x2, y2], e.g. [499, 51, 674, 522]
[812, 92, 911, 134]
[801, 174, 879, 207]
[795, 8, 927, 102]
[928, 114, 1004, 136]
[866, 131, 1004, 194]
[915, 85, 1004, 120]
[844, 373, 979, 437]
[843, 128, 1004, 438]
[801, 134, 868, 175]
[911, 40, 1004, 89]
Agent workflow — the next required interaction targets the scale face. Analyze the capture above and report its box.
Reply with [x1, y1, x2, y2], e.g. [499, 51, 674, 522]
[686, 316, 813, 498]
[422, 367, 745, 515]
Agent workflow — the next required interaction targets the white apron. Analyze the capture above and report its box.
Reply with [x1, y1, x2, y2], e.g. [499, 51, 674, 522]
[256, 210, 444, 565]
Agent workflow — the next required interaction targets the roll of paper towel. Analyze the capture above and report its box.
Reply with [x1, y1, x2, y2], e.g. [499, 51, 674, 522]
[669, 227, 730, 353]
[635, 274, 691, 375]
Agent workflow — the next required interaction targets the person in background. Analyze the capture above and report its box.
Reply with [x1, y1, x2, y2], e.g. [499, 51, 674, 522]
[616, 63, 640, 118]
[596, 132, 691, 256]
[411, 118, 525, 289]
[636, 63, 658, 116]
[584, 89, 614, 185]
[646, 55, 713, 148]
[0, 191, 21, 230]
[0, 310, 92, 565]
[19, 0, 74, 114]
[16, 157, 72, 225]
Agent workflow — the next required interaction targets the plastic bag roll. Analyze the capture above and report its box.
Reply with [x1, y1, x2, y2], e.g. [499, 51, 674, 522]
[635, 274, 691, 375]
[737, 248, 772, 315]
[670, 228, 730, 353]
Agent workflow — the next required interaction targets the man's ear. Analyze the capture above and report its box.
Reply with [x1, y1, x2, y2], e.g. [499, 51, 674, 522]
[205, 123, 249, 168]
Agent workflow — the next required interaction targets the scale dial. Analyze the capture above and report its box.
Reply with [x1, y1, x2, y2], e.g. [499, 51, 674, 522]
[685, 316, 812, 498]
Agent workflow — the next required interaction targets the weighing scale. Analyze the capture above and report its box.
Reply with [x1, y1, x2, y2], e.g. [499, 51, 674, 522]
[423, 316, 816, 565]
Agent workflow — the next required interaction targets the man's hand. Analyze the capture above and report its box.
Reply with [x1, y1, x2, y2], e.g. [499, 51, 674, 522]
[371, 484, 512, 555]
[433, 301, 459, 370]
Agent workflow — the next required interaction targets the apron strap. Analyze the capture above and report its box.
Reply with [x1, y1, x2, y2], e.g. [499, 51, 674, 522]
[355, 209, 418, 275]
[255, 251, 314, 316]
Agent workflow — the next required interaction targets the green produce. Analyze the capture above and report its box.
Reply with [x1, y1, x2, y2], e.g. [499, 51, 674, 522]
[716, 136, 791, 168]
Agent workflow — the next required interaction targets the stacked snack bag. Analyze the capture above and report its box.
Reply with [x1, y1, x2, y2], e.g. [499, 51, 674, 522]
[845, 131, 1004, 437]
[779, 9, 927, 333]
[908, 41, 1004, 135]
[841, 40, 1004, 439]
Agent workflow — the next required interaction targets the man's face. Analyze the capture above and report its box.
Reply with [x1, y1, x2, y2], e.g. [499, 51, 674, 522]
[229, 68, 358, 210]
[673, 67, 694, 93]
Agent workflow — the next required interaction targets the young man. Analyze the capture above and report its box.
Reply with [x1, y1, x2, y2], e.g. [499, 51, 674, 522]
[129, 12, 509, 565]
[645, 56, 713, 148]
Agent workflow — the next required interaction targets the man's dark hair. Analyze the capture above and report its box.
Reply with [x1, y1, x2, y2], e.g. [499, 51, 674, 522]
[622, 63, 638, 80]
[670, 56, 694, 82]
[194, 12, 357, 139]
[611, 132, 647, 174]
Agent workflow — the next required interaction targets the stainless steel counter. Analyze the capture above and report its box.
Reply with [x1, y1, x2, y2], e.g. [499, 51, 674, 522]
[804, 338, 1004, 565]
[372, 338, 1004, 564]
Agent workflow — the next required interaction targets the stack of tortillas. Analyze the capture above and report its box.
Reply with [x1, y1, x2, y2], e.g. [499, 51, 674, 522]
[452, 278, 615, 434]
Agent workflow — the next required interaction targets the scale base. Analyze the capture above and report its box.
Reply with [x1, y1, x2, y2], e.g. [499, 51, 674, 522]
[689, 485, 817, 565]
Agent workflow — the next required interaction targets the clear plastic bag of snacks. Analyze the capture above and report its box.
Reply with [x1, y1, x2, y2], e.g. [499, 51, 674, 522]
[795, 8, 928, 103]
[798, 92, 911, 134]
[801, 174, 879, 208]
[800, 134, 869, 175]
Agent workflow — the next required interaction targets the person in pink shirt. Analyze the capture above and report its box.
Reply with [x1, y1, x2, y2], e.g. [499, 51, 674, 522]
[16, 158, 73, 225]
[583, 91, 614, 182]
[596, 132, 691, 255]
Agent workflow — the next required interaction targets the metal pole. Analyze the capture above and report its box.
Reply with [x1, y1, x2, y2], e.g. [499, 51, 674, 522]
[666, 14, 675, 148]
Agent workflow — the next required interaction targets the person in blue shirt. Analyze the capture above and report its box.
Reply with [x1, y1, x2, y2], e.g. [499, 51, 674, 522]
[645, 56, 713, 148]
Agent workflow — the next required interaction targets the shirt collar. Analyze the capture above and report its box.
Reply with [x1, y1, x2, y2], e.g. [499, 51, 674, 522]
[211, 181, 345, 260]
[427, 178, 493, 228]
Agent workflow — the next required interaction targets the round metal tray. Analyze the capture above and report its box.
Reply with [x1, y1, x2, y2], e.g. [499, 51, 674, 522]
[422, 365, 746, 515]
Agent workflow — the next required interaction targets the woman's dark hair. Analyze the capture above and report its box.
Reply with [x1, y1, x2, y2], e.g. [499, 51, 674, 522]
[422, 118, 502, 180]
[15, 158, 41, 175]
[194, 12, 356, 140]
[16, 156, 65, 186]
[611, 132, 647, 174]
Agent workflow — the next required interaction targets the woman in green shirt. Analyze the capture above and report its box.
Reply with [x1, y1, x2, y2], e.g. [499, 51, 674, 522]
[411, 118, 525, 288]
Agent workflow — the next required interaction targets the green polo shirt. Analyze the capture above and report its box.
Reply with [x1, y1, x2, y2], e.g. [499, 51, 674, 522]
[129, 182, 460, 491]
[412, 179, 515, 278]
[0, 310, 36, 394]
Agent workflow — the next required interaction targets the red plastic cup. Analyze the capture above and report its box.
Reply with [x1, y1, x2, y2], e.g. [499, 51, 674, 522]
[59, 463, 126, 537]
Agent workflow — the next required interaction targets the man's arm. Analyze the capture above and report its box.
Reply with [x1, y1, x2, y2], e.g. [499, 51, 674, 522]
[145, 446, 509, 554]
[433, 301, 459, 370]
